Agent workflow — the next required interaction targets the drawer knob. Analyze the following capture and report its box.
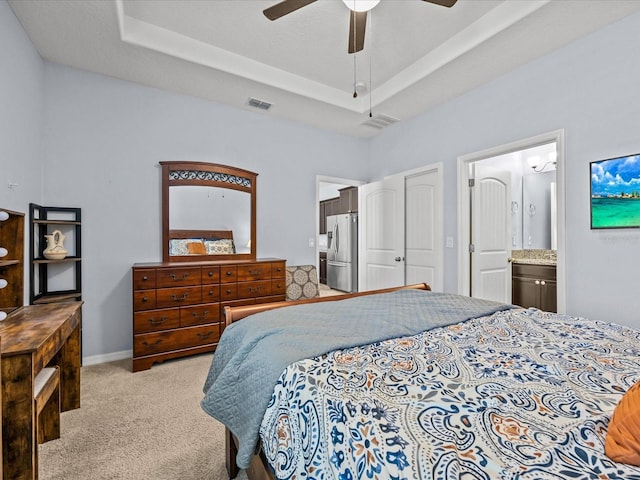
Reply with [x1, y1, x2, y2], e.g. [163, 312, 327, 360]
[197, 331, 214, 340]
[171, 293, 189, 301]
[147, 317, 167, 325]
[142, 275, 148, 281]
[540, 280, 546, 286]
[249, 269, 262, 276]
[226, 271, 233, 276]
[170, 273, 189, 281]
[192, 311, 209, 320]
[535, 280, 540, 285]
[142, 296, 149, 302]
[249, 286, 262, 293]
[208, 271, 214, 277]
[226, 289, 232, 294]
[142, 339, 162, 347]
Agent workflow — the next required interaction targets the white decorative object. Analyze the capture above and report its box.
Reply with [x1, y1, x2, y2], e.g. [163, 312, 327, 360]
[43, 230, 68, 260]
[0, 247, 7, 258]
[0, 311, 7, 321]
[0, 210, 9, 221]
[0, 279, 7, 289]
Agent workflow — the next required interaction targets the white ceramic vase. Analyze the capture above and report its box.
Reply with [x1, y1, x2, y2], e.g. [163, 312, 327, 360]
[43, 230, 68, 260]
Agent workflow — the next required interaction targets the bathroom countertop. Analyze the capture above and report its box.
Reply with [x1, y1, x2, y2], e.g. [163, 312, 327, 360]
[510, 257, 556, 266]
[510, 249, 556, 266]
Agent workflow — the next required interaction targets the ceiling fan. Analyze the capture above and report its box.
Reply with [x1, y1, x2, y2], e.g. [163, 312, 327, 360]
[263, 0, 458, 54]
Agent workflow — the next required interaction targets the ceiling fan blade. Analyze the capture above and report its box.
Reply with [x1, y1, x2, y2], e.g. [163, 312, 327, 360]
[263, 0, 317, 21]
[348, 10, 367, 54]
[422, 0, 458, 7]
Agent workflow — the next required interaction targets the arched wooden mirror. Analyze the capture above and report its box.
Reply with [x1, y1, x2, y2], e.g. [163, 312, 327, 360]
[161, 161, 257, 263]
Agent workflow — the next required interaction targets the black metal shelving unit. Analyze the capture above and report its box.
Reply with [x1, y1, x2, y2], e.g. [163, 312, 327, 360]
[29, 203, 82, 305]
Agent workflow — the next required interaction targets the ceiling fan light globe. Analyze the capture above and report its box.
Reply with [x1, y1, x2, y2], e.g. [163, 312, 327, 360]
[342, 0, 381, 12]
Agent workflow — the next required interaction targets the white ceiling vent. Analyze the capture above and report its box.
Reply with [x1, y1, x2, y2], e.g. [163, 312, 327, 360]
[361, 113, 399, 130]
[247, 97, 272, 111]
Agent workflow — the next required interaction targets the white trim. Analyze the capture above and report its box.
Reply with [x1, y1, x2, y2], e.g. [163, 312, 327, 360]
[457, 130, 566, 312]
[83, 349, 132, 366]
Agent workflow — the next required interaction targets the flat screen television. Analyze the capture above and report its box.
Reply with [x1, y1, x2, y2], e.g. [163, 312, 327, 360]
[590, 152, 640, 229]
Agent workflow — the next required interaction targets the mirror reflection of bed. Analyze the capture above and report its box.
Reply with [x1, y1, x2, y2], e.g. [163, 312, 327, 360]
[169, 185, 251, 255]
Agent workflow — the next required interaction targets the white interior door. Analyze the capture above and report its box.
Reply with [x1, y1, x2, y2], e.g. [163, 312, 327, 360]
[359, 175, 405, 291]
[471, 165, 512, 303]
[405, 169, 442, 291]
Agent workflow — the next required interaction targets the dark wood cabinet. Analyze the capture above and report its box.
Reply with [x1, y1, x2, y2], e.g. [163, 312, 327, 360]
[512, 263, 556, 313]
[339, 186, 358, 213]
[132, 258, 285, 371]
[319, 251, 327, 285]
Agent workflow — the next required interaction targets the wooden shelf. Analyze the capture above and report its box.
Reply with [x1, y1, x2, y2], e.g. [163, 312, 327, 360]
[0, 259, 21, 267]
[33, 256, 81, 265]
[32, 219, 81, 226]
[33, 292, 82, 305]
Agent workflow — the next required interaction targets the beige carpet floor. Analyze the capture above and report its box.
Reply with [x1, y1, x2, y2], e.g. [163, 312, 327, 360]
[39, 353, 248, 480]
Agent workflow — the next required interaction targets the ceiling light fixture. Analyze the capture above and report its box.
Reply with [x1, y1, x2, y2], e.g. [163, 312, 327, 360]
[342, 0, 380, 12]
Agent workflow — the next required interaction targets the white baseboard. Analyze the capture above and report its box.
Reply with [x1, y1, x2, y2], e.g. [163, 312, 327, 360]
[83, 349, 132, 366]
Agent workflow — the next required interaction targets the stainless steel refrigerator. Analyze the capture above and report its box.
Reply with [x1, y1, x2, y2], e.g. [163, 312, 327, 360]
[326, 213, 358, 293]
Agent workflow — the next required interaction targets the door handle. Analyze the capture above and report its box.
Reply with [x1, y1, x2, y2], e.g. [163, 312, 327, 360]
[395, 257, 403, 262]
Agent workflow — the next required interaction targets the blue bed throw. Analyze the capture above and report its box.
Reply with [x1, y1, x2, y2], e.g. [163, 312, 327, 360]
[201, 289, 512, 469]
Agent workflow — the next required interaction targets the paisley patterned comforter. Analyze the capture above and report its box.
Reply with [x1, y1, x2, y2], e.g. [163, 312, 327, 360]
[260, 308, 640, 479]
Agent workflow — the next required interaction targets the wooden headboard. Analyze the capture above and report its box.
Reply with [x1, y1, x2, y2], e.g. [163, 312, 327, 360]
[168, 229, 234, 240]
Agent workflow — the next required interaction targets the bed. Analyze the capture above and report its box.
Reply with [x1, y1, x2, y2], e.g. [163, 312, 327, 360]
[201, 284, 640, 480]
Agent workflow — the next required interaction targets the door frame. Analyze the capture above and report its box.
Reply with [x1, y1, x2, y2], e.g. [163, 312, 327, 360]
[456, 130, 566, 313]
[358, 163, 443, 292]
[316, 175, 364, 282]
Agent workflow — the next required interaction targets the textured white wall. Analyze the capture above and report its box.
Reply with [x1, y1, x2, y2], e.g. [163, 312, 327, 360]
[0, 1, 44, 303]
[368, 11, 640, 329]
[41, 63, 367, 359]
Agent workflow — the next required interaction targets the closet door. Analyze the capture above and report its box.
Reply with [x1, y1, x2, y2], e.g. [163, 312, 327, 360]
[405, 169, 442, 291]
[359, 175, 405, 291]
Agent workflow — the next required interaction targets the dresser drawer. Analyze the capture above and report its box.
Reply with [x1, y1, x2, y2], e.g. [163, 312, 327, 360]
[202, 284, 220, 302]
[271, 262, 286, 279]
[133, 269, 156, 290]
[201, 266, 220, 283]
[134, 290, 157, 311]
[271, 278, 286, 295]
[237, 280, 271, 299]
[237, 264, 270, 282]
[134, 308, 180, 334]
[134, 324, 220, 356]
[156, 267, 202, 288]
[156, 286, 202, 308]
[220, 266, 237, 283]
[220, 284, 237, 301]
[181, 304, 220, 327]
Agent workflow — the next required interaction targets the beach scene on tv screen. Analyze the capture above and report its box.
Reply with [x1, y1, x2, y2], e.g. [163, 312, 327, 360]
[591, 153, 640, 228]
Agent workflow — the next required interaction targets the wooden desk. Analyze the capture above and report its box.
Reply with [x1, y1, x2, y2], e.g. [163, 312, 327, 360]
[0, 302, 82, 480]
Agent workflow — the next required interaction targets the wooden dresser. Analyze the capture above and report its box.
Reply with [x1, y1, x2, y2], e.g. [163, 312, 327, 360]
[132, 258, 286, 371]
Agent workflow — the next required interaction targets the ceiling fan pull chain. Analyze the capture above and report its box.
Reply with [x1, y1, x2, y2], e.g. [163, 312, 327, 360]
[353, 44, 358, 98]
[369, 57, 373, 117]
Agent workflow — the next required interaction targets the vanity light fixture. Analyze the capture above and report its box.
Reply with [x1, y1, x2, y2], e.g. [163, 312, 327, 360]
[528, 152, 557, 173]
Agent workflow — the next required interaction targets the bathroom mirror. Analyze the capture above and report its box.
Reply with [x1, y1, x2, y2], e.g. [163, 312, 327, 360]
[521, 170, 556, 250]
[161, 161, 257, 262]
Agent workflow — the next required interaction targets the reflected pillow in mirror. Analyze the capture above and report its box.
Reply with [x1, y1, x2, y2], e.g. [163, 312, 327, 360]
[187, 240, 206, 255]
[169, 238, 204, 256]
[204, 239, 235, 254]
